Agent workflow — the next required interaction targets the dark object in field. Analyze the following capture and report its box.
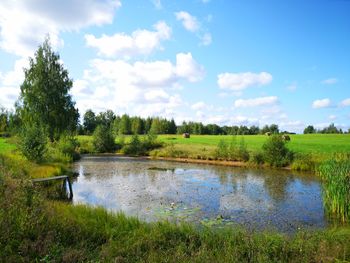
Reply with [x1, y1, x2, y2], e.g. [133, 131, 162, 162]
[0, 133, 10, 138]
[183, 133, 190, 138]
[148, 167, 175, 172]
[265, 132, 272, 136]
[282, 134, 291, 141]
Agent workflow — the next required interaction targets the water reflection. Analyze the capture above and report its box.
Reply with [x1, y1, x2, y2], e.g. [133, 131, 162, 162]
[72, 156, 327, 233]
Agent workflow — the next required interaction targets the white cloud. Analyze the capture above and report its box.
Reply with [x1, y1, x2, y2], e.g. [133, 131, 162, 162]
[0, 0, 121, 56]
[218, 72, 272, 91]
[72, 53, 204, 116]
[175, 11, 200, 32]
[234, 96, 278, 108]
[191, 101, 206, 110]
[329, 115, 337, 120]
[286, 83, 297, 92]
[312, 98, 331, 109]
[340, 98, 350, 107]
[85, 21, 171, 58]
[151, 0, 162, 9]
[200, 33, 212, 46]
[322, 78, 338, 85]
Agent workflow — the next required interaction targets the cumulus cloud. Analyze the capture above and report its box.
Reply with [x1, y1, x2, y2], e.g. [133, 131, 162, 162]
[328, 115, 337, 120]
[322, 78, 338, 85]
[72, 53, 204, 116]
[286, 83, 297, 92]
[0, 0, 121, 57]
[234, 96, 278, 108]
[151, 0, 162, 9]
[85, 21, 171, 58]
[312, 98, 331, 109]
[175, 11, 200, 32]
[218, 72, 272, 91]
[340, 98, 350, 107]
[200, 32, 212, 46]
[191, 101, 206, 110]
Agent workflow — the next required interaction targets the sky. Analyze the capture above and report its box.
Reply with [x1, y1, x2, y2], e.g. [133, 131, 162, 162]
[0, 0, 349, 133]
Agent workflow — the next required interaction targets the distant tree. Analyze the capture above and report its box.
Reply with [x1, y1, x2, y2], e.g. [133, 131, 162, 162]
[168, 119, 177, 134]
[320, 123, 340, 134]
[17, 38, 79, 141]
[303, 125, 316, 134]
[119, 114, 131, 134]
[96, 110, 115, 128]
[131, 117, 143, 134]
[144, 117, 152, 134]
[92, 124, 115, 153]
[269, 124, 279, 134]
[150, 117, 162, 134]
[83, 109, 97, 135]
[0, 107, 8, 132]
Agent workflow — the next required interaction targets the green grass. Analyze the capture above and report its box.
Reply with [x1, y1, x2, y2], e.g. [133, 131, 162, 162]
[158, 134, 350, 155]
[318, 159, 350, 222]
[0, 138, 16, 154]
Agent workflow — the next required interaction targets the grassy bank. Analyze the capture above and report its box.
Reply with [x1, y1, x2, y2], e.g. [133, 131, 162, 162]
[1, 164, 350, 262]
[2, 136, 350, 261]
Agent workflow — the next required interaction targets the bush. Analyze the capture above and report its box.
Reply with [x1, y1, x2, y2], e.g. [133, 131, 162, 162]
[47, 136, 80, 163]
[19, 124, 47, 163]
[251, 151, 264, 165]
[262, 135, 293, 167]
[291, 153, 316, 171]
[237, 138, 250, 161]
[122, 134, 144, 155]
[215, 139, 228, 160]
[92, 125, 115, 153]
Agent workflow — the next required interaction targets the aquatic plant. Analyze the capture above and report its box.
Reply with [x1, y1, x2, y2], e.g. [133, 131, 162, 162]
[318, 159, 350, 222]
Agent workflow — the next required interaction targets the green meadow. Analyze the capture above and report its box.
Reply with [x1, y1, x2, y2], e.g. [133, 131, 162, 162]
[157, 134, 350, 155]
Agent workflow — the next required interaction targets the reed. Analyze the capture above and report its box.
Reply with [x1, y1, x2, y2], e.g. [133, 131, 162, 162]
[318, 159, 350, 222]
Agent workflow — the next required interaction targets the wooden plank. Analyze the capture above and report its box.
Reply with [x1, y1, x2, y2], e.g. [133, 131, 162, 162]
[32, 175, 68, 183]
[32, 175, 73, 200]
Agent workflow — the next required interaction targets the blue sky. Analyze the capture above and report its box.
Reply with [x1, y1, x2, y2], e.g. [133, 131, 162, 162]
[0, 0, 349, 132]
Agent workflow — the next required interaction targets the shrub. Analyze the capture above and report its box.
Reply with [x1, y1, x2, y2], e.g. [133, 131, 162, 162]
[251, 151, 264, 165]
[92, 125, 115, 153]
[291, 153, 316, 171]
[19, 124, 47, 163]
[237, 138, 250, 161]
[262, 135, 293, 167]
[47, 136, 80, 163]
[215, 139, 228, 160]
[122, 134, 144, 155]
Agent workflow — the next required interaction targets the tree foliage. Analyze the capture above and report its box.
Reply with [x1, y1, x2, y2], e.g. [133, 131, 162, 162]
[262, 135, 293, 167]
[19, 124, 47, 162]
[18, 38, 79, 141]
[92, 125, 115, 153]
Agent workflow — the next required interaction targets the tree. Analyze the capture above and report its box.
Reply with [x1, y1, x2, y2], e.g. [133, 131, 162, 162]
[17, 38, 79, 141]
[119, 114, 131, 134]
[92, 125, 115, 153]
[303, 125, 316, 134]
[0, 107, 8, 132]
[83, 109, 97, 135]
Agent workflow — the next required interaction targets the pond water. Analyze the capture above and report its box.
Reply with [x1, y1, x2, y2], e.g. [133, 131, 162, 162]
[72, 155, 328, 233]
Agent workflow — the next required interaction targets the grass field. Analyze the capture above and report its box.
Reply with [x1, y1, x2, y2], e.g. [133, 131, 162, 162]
[157, 134, 350, 155]
[0, 138, 16, 154]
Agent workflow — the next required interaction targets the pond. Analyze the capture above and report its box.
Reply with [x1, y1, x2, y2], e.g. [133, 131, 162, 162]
[71, 155, 328, 233]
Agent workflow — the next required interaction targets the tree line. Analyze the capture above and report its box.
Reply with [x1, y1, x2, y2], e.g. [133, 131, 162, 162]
[79, 110, 286, 136]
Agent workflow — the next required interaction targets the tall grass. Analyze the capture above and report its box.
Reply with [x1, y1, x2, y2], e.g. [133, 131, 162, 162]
[318, 158, 350, 222]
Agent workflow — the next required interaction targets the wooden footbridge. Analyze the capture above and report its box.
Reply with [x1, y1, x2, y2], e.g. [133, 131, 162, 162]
[32, 175, 73, 199]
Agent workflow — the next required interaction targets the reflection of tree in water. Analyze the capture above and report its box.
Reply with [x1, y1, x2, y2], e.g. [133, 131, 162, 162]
[261, 170, 292, 202]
